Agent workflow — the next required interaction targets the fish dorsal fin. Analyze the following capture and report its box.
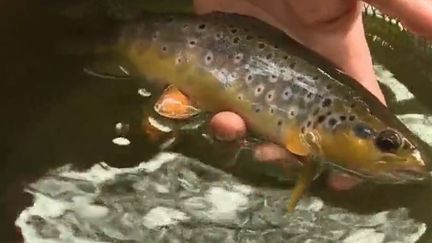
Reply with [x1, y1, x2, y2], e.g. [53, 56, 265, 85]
[154, 85, 201, 120]
[284, 128, 311, 156]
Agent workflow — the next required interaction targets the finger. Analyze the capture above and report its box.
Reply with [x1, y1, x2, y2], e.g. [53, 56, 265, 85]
[254, 143, 302, 165]
[366, 0, 432, 40]
[327, 170, 363, 191]
[209, 111, 247, 141]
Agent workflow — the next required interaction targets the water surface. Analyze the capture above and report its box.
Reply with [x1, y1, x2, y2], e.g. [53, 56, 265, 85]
[2, 1, 432, 242]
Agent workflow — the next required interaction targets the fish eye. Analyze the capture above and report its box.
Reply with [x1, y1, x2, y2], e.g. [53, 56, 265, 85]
[353, 123, 375, 139]
[375, 129, 402, 153]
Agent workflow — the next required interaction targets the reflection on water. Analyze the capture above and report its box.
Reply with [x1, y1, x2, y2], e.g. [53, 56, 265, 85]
[1, 1, 432, 242]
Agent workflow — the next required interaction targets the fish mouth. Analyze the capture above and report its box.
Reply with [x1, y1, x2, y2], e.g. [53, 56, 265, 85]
[327, 161, 430, 184]
[390, 166, 430, 183]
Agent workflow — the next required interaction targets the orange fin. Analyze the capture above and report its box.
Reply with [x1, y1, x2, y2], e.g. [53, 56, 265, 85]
[154, 85, 201, 120]
[284, 128, 311, 156]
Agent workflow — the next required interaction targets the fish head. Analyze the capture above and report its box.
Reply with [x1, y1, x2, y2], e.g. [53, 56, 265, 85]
[318, 120, 430, 183]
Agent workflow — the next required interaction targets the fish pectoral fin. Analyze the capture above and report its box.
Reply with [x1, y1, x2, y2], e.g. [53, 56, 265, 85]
[287, 157, 317, 212]
[285, 130, 311, 156]
[154, 85, 201, 120]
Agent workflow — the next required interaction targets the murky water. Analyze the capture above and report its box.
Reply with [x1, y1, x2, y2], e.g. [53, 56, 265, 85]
[2, 1, 432, 242]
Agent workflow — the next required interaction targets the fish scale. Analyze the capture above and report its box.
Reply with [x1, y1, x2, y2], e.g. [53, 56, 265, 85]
[111, 12, 428, 211]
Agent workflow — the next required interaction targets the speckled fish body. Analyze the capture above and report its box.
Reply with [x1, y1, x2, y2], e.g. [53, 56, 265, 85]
[114, 12, 429, 183]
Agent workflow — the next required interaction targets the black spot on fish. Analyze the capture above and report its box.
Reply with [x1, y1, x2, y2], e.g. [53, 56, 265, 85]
[258, 42, 266, 49]
[234, 53, 243, 63]
[237, 94, 243, 100]
[175, 56, 183, 65]
[306, 121, 312, 127]
[198, 23, 206, 30]
[161, 46, 168, 52]
[322, 98, 332, 107]
[267, 92, 273, 100]
[349, 115, 356, 121]
[255, 84, 265, 96]
[289, 63, 296, 69]
[204, 51, 214, 65]
[340, 115, 347, 121]
[277, 120, 283, 126]
[272, 44, 279, 49]
[246, 35, 253, 40]
[229, 72, 238, 80]
[283, 55, 289, 60]
[282, 89, 291, 100]
[353, 123, 375, 139]
[167, 16, 174, 22]
[266, 53, 273, 60]
[317, 115, 326, 123]
[152, 32, 159, 40]
[301, 127, 305, 133]
[255, 107, 261, 113]
[269, 107, 275, 114]
[233, 37, 240, 44]
[270, 75, 278, 82]
[230, 28, 238, 34]
[215, 32, 223, 40]
[350, 103, 356, 108]
[189, 40, 197, 46]
[326, 111, 332, 116]
[245, 74, 254, 84]
[328, 118, 338, 127]
[289, 110, 296, 116]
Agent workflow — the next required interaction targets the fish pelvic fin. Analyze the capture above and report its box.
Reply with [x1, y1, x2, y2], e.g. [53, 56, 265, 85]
[287, 158, 317, 212]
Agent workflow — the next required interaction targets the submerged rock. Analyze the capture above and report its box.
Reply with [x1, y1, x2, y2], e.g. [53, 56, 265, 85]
[16, 152, 425, 243]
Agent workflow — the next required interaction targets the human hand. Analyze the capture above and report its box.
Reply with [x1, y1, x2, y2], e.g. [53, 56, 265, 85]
[195, 0, 432, 190]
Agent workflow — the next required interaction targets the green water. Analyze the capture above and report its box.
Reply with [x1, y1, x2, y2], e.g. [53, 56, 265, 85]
[2, 1, 432, 242]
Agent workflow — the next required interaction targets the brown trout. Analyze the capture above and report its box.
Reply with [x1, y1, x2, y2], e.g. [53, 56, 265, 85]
[95, 12, 430, 211]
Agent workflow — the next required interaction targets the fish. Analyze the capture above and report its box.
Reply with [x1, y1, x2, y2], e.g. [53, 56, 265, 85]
[87, 12, 431, 211]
